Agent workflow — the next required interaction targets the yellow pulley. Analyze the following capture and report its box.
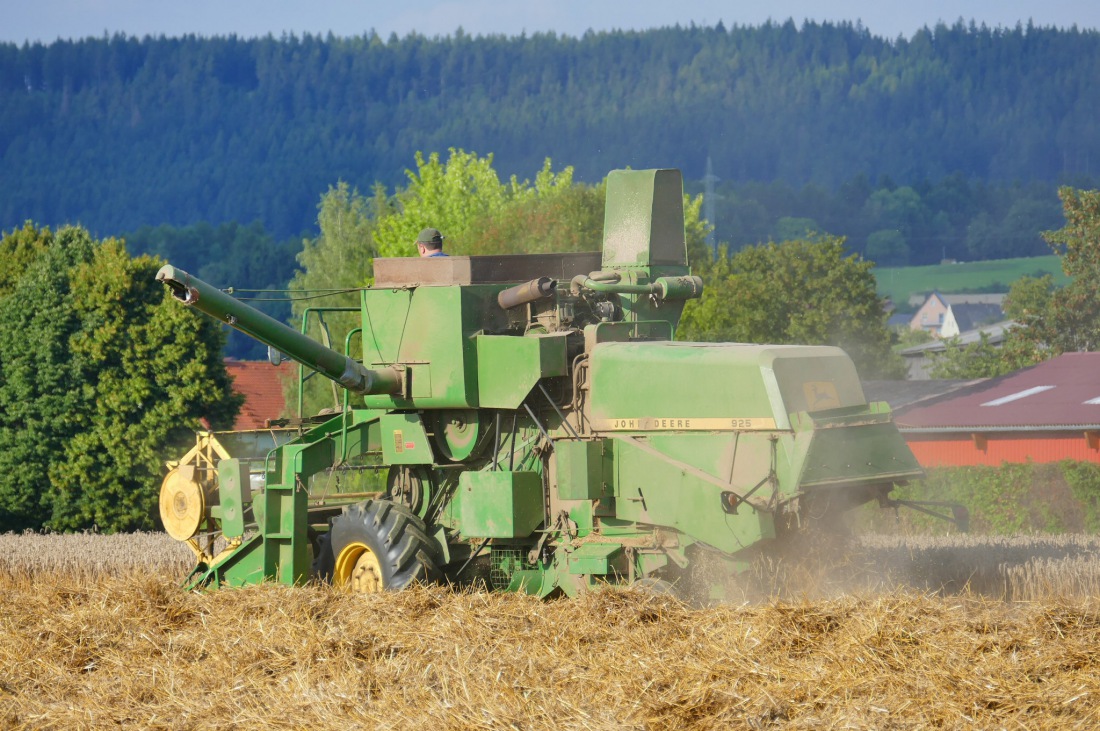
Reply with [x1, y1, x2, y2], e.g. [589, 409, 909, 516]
[159, 465, 207, 541]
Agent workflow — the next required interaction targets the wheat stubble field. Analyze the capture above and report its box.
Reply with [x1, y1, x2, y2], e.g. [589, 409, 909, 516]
[1, 532, 1099, 730]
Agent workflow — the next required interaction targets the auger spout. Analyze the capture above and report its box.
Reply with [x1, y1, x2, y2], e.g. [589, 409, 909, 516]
[156, 265, 401, 396]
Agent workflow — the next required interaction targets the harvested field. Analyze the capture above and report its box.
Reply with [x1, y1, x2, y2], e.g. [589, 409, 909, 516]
[1, 532, 1099, 729]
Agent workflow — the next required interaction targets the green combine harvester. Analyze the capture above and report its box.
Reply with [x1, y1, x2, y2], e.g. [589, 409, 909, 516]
[157, 168, 941, 599]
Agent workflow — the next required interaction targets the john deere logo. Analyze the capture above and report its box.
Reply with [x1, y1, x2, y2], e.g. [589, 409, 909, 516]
[592, 416, 776, 431]
[804, 381, 840, 410]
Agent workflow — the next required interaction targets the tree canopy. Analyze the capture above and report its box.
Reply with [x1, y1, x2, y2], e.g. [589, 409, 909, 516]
[0, 223, 241, 532]
[372, 151, 599, 260]
[680, 236, 905, 379]
[1, 23, 1097, 252]
[930, 187, 1100, 378]
[123, 220, 300, 359]
[286, 182, 385, 416]
[1033, 187, 1100, 353]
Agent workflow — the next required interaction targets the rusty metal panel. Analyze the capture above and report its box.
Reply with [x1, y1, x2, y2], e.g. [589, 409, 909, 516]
[373, 252, 601, 288]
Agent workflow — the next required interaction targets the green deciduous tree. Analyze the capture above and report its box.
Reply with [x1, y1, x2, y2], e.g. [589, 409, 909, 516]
[0, 228, 82, 531]
[864, 187, 926, 241]
[679, 236, 905, 378]
[0, 221, 52, 298]
[929, 187, 1100, 377]
[287, 182, 385, 416]
[461, 182, 606, 256]
[866, 229, 909, 266]
[124, 220, 300, 359]
[293, 181, 383, 296]
[928, 333, 1036, 379]
[372, 149, 712, 264]
[928, 273, 1055, 379]
[372, 150, 582, 258]
[1036, 187, 1100, 352]
[773, 216, 820, 243]
[0, 224, 240, 532]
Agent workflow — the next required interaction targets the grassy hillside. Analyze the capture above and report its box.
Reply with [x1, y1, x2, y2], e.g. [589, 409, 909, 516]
[875, 255, 1069, 309]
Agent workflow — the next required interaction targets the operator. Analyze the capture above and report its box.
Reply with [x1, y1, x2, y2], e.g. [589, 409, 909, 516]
[415, 227, 449, 257]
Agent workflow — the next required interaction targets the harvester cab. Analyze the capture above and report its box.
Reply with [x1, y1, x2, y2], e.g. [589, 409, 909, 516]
[157, 168, 927, 599]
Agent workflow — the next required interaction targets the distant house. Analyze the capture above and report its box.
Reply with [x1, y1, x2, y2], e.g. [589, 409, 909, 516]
[224, 360, 289, 430]
[889, 353, 1100, 467]
[940, 302, 1006, 338]
[884, 298, 911, 329]
[909, 292, 1006, 335]
[898, 321, 1014, 379]
[907, 293, 930, 309]
[887, 312, 912, 329]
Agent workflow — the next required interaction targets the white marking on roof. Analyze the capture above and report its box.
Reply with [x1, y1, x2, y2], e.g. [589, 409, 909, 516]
[1084, 396, 1100, 405]
[981, 385, 1055, 406]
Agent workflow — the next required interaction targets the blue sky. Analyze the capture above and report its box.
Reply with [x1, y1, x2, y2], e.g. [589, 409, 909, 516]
[3, 0, 1099, 44]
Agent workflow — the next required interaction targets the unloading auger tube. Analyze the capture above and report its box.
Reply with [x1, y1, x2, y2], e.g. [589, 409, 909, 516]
[570, 271, 704, 299]
[156, 265, 402, 395]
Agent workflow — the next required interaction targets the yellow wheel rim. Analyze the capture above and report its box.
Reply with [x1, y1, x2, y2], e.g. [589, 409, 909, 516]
[333, 542, 384, 593]
[159, 468, 205, 541]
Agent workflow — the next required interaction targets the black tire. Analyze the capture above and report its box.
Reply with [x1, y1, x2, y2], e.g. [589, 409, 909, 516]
[327, 499, 443, 592]
[312, 531, 335, 583]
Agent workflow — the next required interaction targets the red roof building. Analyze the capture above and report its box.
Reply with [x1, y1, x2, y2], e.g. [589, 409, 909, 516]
[893, 353, 1100, 467]
[224, 360, 289, 430]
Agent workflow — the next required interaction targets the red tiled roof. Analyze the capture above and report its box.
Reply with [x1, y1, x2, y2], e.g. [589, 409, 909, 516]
[895, 353, 1100, 431]
[224, 360, 289, 430]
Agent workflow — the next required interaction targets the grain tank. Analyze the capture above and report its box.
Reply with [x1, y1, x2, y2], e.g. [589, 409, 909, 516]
[157, 168, 926, 598]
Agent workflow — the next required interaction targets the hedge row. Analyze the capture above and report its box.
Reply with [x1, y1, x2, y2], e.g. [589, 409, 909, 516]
[858, 460, 1100, 535]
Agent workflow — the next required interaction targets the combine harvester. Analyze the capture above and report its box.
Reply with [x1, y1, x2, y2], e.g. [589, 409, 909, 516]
[157, 168, 953, 599]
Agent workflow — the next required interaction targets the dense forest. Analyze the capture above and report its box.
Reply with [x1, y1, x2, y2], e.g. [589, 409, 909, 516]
[700, 175, 1069, 265]
[2, 21, 1099, 281]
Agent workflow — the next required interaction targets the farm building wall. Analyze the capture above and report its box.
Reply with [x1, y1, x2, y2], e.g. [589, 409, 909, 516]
[905, 431, 1100, 467]
[885, 353, 1100, 467]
